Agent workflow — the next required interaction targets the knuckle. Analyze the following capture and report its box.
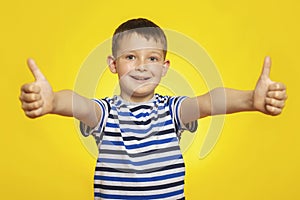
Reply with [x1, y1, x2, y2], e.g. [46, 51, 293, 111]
[22, 93, 30, 101]
[271, 98, 275, 105]
[32, 101, 38, 109]
[276, 83, 281, 89]
[28, 84, 35, 92]
[33, 100, 42, 109]
[271, 106, 275, 113]
[29, 93, 38, 101]
[267, 105, 281, 116]
[30, 93, 36, 99]
[21, 84, 28, 91]
[267, 91, 275, 98]
[27, 114, 37, 119]
[25, 111, 33, 118]
[26, 113, 34, 118]
[276, 109, 282, 115]
[279, 82, 286, 89]
[21, 103, 26, 110]
[274, 107, 282, 114]
[30, 110, 40, 118]
[268, 98, 276, 106]
[271, 83, 277, 90]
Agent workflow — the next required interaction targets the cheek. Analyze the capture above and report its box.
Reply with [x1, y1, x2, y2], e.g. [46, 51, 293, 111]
[116, 63, 133, 78]
[152, 65, 164, 76]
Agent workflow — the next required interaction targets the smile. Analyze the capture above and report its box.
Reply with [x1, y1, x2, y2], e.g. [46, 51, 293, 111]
[130, 75, 151, 81]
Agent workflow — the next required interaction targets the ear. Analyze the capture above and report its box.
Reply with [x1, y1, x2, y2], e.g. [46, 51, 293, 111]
[161, 59, 170, 77]
[107, 56, 117, 74]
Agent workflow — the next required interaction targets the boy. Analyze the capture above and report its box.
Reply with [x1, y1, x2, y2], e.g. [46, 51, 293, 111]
[20, 18, 287, 199]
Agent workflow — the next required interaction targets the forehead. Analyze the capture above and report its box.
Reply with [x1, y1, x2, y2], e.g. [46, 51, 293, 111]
[116, 33, 165, 57]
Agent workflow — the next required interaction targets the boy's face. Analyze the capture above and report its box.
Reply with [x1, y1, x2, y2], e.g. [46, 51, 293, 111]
[108, 33, 169, 102]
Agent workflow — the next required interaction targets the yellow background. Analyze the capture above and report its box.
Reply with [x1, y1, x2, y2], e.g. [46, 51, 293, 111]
[1, 0, 299, 199]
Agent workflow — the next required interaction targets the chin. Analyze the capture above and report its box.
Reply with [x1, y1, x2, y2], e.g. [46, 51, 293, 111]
[132, 90, 154, 98]
[120, 82, 158, 100]
[134, 84, 157, 95]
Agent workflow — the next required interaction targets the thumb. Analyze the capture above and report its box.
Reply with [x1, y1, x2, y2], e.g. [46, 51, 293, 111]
[260, 56, 272, 79]
[27, 58, 46, 81]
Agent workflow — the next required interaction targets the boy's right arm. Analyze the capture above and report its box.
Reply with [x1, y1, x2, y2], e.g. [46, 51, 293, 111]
[19, 59, 101, 128]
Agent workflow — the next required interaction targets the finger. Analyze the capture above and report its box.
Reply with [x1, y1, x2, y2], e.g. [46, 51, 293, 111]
[22, 100, 43, 111]
[267, 90, 287, 100]
[25, 108, 43, 119]
[268, 82, 286, 91]
[266, 97, 285, 109]
[19, 92, 41, 103]
[260, 56, 272, 79]
[266, 105, 282, 116]
[21, 83, 41, 93]
[27, 58, 46, 81]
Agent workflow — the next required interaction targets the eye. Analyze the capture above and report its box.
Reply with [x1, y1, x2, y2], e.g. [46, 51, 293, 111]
[149, 56, 159, 62]
[125, 55, 136, 60]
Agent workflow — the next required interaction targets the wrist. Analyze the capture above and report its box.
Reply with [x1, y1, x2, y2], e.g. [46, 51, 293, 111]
[249, 90, 256, 111]
[50, 91, 58, 114]
[50, 90, 74, 117]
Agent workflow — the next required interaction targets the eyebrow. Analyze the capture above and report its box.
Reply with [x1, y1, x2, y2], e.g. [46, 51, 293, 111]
[122, 49, 163, 55]
[122, 46, 164, 52]
[149, 50, 163, 54]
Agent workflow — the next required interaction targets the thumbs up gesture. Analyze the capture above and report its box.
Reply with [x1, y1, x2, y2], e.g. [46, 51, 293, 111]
[19, 59, 54, 118]
[253, 56, 287, 115]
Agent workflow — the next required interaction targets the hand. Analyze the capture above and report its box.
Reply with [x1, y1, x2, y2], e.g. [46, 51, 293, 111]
[253, 56, 287, 115]
[19, 59, 54, 118]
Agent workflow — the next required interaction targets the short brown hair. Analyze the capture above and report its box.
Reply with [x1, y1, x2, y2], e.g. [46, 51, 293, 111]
[112, 18, 167, 58]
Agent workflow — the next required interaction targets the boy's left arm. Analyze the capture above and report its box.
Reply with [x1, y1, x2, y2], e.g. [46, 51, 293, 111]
[181, 56, 287, 123]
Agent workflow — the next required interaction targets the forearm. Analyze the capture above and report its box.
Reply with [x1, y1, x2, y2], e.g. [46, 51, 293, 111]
[220, 88, 256, 114]
[52, 90, 100, 127]
[196, 87, 256, 118]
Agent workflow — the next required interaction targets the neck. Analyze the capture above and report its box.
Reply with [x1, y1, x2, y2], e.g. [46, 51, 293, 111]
[120, 91, 155, 103]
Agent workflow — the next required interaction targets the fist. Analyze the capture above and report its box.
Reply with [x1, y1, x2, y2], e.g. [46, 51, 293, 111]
[253, 56, 287, 116]
[19, 59, 54, 118]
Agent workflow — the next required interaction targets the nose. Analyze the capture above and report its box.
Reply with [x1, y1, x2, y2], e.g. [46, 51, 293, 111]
[135, 59, 147, 72]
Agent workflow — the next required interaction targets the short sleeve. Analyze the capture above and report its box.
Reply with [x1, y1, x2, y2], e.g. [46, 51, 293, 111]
[168, 96, 198, 138]
[79, 98, 109, 143]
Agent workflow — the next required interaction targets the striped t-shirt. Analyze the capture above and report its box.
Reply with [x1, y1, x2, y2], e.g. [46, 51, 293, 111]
[80, 94, 197, 200]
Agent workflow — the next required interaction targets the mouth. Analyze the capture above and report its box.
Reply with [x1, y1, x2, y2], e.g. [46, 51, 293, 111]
[130, 75, 151, 81]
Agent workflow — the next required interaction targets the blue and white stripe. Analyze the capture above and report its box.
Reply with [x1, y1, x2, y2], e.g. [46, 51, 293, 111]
[81, 94, 197, 200]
